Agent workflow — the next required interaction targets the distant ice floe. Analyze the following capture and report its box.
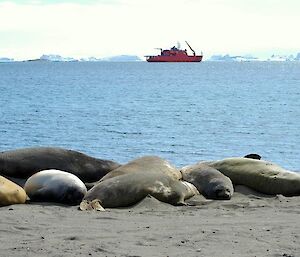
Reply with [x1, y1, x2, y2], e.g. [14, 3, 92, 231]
[208, 54, 260, 62]
[39, 54, 78, 62]
[36, 54, 142, 62]
[0, 57, 14, 62]
[267, 53, 300, 61]
[207, 53, 300, 62]
[79, 57, 103, 62]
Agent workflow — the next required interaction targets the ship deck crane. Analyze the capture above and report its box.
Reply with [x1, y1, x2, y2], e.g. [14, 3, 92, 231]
[185, 41, 196, 56]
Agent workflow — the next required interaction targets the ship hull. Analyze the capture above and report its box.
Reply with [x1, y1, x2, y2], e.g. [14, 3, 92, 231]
[146, 55, 202, 62]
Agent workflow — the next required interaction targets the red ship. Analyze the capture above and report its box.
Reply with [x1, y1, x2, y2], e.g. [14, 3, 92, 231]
[145, 41, 203, 62]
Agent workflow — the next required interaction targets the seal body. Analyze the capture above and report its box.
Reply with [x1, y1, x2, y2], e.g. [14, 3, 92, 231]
[80, 172, 198, 211]
[24, 169, 87, 205]
[181, 163, 233, 200]
[145, 177, 199, 206]
[202, 157, 300, 196]
[0, 147, 120, 183]
[0, 176, 27, 206]
[80, 157, 198, 210]
[100, 156, 182, 181]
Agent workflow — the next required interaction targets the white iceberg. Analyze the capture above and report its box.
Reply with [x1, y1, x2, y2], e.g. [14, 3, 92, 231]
[208, 54, 259, 62]
[39, 54, 78, 62]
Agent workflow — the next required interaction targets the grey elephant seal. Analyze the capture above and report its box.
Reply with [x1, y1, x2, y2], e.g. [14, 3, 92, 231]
[24, 169, 87, 205]
[0, 147, 120, 183]
[181, 163, 233, 200]
[202, 157, 300, 196]
[80, 172, 198, 211]
[0, 176, 27, 206]
[100, 156, 182, 182]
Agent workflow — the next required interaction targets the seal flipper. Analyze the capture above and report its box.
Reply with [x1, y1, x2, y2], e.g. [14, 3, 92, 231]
[79, 199, 105, 211]
[243, 153, 261, 160]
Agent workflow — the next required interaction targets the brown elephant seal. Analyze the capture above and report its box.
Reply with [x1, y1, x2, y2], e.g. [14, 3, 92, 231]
[0, 176, 27, 206]
[202, 157, 300, 196]
[24, 169, 87, 205]
[180, 163, 233, 200]
[0, 147, 120, 184]
[100, 156, 182, 182]
[80, 172, 199, 211]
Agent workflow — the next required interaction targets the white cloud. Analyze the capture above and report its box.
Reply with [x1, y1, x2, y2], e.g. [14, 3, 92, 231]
[0, 0, 299, 60]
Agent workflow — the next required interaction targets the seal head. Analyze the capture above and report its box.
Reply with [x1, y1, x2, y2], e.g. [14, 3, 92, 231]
[181, 163, 234, 200]
[24, 169, 87, 205]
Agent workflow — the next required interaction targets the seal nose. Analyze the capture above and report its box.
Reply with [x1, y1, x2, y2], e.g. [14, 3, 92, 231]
[222, 191, 231, 200]
[216, 189, 231, 200]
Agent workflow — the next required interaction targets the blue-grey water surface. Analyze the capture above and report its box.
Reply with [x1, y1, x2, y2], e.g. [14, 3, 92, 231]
[0, 61, 299, 170]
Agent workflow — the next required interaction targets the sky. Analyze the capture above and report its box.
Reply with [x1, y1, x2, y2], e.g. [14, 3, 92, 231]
[0, 0, 300, 60]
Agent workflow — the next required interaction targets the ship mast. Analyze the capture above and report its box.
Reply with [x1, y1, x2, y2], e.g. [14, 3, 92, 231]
[155, 48, 163, 54]
[185, 41, 195, 56]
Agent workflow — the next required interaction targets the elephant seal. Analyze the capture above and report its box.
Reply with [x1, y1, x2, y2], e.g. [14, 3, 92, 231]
[80, 172, 199, 211]
[180, 163, 233, 200]
[0, 176, 27, 206]
[0, 147, 120, 183]
[24, 169, 87, 205]
[100, 156, 182, 182]
[202, 157, 300, 196]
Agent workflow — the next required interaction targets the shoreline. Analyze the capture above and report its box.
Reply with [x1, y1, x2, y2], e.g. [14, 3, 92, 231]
[1, 187, 299, 257]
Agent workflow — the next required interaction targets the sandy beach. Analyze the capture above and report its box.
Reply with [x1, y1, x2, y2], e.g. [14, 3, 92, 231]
[0, 186, 299, 257]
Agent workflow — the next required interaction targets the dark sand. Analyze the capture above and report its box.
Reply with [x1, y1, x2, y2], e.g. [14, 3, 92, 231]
[0, 186, 299, 257]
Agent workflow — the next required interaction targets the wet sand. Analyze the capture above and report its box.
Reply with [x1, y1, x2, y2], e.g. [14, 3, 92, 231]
[0, 186, 299, 257]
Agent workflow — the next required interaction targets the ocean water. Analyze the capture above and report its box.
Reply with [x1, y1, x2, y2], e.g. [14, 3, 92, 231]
[0, 61, 299, 170]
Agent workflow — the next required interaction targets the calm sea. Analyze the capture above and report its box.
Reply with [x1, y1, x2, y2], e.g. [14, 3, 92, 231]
[0, 61, 299, 170]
